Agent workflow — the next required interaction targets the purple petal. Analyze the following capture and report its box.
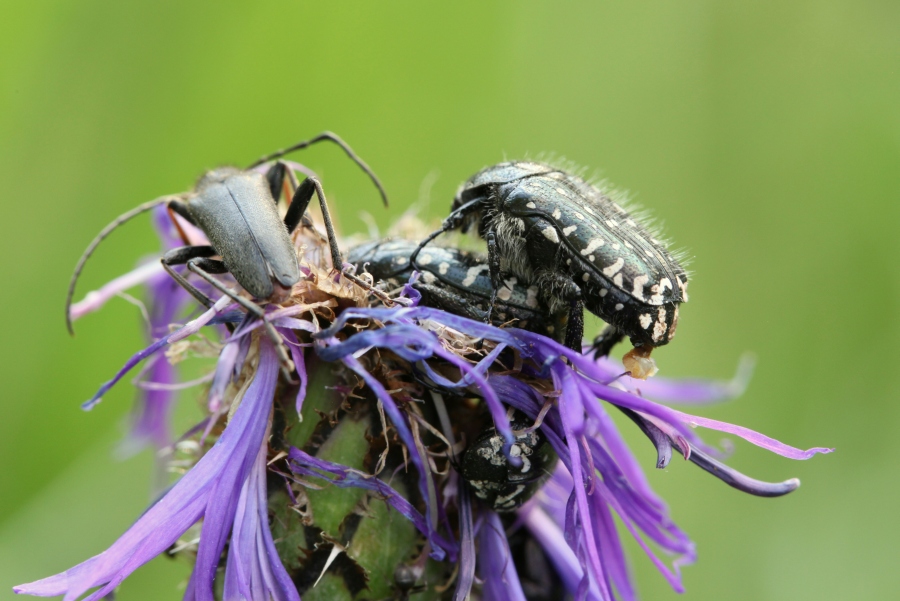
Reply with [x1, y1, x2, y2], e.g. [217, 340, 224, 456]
[478, 512, 527, 601]
[452, 487, 475, 601]
[222, 441, 300, 601]
[16, 339, 282, 601]
[288, 448, 455, 556]
[82, 295, 233, 410]
[69, 262, 164, 322]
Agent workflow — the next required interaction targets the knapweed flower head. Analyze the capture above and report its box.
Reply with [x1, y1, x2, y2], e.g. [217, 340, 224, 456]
[18, 176, 831, 601]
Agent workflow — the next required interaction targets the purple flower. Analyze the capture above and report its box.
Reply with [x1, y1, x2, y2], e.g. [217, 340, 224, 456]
[311, 304, 831, 599]
[24, 203, 831, 600]
[15, 334, 287, 601]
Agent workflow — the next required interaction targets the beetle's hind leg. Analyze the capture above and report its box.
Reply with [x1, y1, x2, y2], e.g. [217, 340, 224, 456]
[162, 247, 296, 382]
[590, 325, 624, 359]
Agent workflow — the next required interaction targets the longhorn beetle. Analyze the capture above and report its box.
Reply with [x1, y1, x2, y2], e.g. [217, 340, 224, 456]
[412, 161, 688, 377]
[65, 132, 388, 381]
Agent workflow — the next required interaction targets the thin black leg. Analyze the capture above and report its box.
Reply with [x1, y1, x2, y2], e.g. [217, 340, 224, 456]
[264, 161, 287, 202]
[591, 325, 624, 359]
[283, 177, 343, 270]
[486, 229, 502, 324]
[563, 298, 585, 353]
[167, 200, 197, 226]
[184, 259, 296, 382]
[161, 245, 219, 308]
[410, 198, 482, 270]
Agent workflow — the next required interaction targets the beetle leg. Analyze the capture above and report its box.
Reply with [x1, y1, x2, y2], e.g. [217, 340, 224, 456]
[563, 298, 585, 353]
[411, 198, 482, 270]
[283, 177, 395, 306]
[184, 258, 297, 383]
[167, 199, 197, 226]
[263, 161, 288, 202]
[283, 177, 343, 269]
[486, 228, 502, 324]
[247, 131, 389, 207]
[590, 325, 625, 358]
[161, 245, 219, 308]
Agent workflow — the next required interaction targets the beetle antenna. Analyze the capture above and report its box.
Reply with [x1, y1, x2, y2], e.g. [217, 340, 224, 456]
[65, 196, 175, 335]
[248, 131, 389, 208]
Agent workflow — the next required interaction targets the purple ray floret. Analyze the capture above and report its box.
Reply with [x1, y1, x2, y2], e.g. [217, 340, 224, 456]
[15, 340, 291, 601]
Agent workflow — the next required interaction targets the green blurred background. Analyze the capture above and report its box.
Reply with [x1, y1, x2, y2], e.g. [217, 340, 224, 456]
[1, 1, 897, 599]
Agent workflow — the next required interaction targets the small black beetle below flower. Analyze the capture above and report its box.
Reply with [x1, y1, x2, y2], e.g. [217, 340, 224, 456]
[413, 161, 688, 377]
[461, 410, 558, 512]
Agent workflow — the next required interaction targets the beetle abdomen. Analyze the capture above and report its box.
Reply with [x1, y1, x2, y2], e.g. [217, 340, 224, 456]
[189, 170, 300, 300]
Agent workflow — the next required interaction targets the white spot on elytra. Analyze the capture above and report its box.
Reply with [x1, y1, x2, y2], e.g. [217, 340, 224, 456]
[581, 238, 605, 255]
[574, 212, 585, 221]
[421, 271, 436, 284]
[615, 303, 624, 311]
[626, 219, 637, 227]
[652, 307, 668, 342]
[462, 264, 489, 287]
[551, 208, 562, 220]
[394, 256, 408, 265]
[563, 225, 577, 236]
[639, 313, 652, 329]
[602, 257, 625, 277]
[566, 258, 572, 265]
[438, 262, 449, 275]
[632, 274, 649, 301]
[582, 272, 590, 282]
[613, 272, 623, 287]
[588, 255, 595, 262]
[541, 226, 560, 243]
[600, 288, 608, 297]
[606, 219, 619, 228]
[611, 242, 620, 251]
[623, 241, 633, 249]
[555, 187, 567, 197]
[419, 253, 433, 265]
[526, 286, 539, 308]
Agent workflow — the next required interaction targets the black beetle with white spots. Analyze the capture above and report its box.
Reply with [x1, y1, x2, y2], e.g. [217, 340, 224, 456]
[412, 161, 688, 378]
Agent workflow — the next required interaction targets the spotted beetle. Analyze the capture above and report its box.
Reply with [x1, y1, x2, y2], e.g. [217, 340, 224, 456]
[460, 410, 557, 512]
[348, 238, 566, 341]
[412, 161, 688, 377]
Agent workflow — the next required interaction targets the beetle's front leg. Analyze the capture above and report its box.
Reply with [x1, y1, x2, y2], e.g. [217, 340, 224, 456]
[161, 245, 219, 308]
[184, 258, 297, 383]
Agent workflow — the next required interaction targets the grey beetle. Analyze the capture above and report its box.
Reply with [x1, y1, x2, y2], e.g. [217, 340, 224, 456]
[65, 132, 387, 380]
[413, 161, 688, 376]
